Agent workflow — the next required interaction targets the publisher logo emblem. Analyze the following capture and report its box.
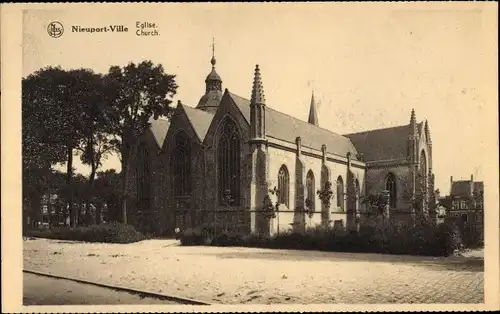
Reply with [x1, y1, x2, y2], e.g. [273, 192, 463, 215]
[47, 21, 64, 38]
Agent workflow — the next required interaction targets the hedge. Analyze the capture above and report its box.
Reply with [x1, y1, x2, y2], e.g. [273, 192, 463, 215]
[180, 219, 466, 257]
[25, 222, 146, 244]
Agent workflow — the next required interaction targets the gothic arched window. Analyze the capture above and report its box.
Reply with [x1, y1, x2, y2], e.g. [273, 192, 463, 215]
[385, 173, 397, 208]
[420, 150, 427, 194]
[336, 176, 344, 210]
[171, 131, 191, 197]
[218, 118, 240, 205]
[306, 170, 315, 210]
[278, 165, 290, 208]
[136, 143, 151, 211]
[355, 179, 360, 210]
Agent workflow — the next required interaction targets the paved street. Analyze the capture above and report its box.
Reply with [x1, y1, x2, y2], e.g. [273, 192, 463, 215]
[23, 272, 179, 305]
[24, 239, 484, 304]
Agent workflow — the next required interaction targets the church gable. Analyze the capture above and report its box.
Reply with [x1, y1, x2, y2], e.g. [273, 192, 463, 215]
[163, 104, 205, 151]
[149, 118, 171, 149]
[203, 89, 250, 147]
[181, 104, 215, 142]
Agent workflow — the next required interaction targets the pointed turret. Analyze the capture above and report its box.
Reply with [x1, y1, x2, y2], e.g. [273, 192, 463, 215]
[308, 91, 319, 126]
[251, 65, 266, 106]
[250, 64, 266, 142]
[425, 120, 431, 144]
[205, 37, 222, 93]
[410, 108, 417, 129]
[408, 108, 418, 163]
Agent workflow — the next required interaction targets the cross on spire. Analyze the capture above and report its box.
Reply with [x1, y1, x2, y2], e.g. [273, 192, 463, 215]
[211, 37, 216, 68]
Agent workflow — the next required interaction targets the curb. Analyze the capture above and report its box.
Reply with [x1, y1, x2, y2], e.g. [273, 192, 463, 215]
[23, 269, 212, 305]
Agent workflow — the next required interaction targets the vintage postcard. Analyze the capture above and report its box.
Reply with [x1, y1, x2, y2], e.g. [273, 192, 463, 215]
[1, 2, 499, 313]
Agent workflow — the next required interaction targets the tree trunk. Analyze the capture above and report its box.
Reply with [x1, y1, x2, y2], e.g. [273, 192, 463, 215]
[87, 145, 97, 226]
[66, 144, 76, 227]
[47, 196, 52, 228]
[55, 200, 61, 227]
[121, 148, 130, 224]
[31, 193, 42, 229]
[96, 203, 102, 225]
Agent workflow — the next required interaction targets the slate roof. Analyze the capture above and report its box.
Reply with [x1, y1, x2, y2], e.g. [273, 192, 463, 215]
[206, 68, 222, 82]
[181, 104, 215, 142]
[149, 118, 171, 148]
[228, 92, 251, 122]
[228, 92, 359, 159]
[343, 122, 423, 162]
[196, 89, 223, 112]
[451, 180, 484, 197]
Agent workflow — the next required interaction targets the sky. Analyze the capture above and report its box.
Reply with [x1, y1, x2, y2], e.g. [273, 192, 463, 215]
[21, 2, 498, 194]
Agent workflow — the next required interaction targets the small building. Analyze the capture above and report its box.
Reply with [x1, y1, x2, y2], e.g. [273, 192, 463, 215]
[446, 175, 484, 224]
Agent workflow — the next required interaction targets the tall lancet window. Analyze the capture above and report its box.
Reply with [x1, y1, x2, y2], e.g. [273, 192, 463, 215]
[355, 179, 360, 210]
[171, 131, 191, 197]
[336, 176, 344, 210]
[306, 170, 315, 210]
[278, 165, 290, 208]
[420, 150, 427, 194]
[136, 143, 151, 211]
[218, 118, 240, 205]
[385, 173, 397, 208]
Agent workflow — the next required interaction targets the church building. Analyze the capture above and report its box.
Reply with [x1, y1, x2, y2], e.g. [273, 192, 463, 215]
[126, 50, 435, 236]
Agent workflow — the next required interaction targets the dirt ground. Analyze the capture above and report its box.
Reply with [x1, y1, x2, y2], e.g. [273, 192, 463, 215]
[23, 238, 484, 304]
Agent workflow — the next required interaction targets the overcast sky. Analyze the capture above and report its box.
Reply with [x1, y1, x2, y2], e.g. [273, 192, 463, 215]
[22, 2, 498, 193]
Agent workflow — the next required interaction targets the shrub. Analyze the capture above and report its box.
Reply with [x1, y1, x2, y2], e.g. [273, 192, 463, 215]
[25, 222, 146, 244]
[179, 227, 205, 246]
[178, 217, 468, 257]
[179, 222, 247, 246]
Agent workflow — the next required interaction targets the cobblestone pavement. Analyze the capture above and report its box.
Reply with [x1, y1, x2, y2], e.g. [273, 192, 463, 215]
[23, 239, 484, 304]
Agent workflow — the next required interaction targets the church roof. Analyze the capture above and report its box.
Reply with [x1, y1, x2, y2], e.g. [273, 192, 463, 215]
[149, 118, 171, 148]
[228, 92, 359, 159]
[181, 104, 215, 142]
[206, 68, 222, 82]
[196, 90, 223, 112]
[344, 124, 414, 162]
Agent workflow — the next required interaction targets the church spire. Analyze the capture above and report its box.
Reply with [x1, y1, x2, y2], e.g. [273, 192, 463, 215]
[425, 120, 431, 143]
[205, 37, 222, 93]
[250, 64, 266, 141]
[308, 91, 319, 126]
[410, 108, 416, 127]
[251, 65, 266, 105]
[197, 38, 223, 112]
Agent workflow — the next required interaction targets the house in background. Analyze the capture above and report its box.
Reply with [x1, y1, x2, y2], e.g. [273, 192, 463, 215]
[439, 175, 484, 228]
